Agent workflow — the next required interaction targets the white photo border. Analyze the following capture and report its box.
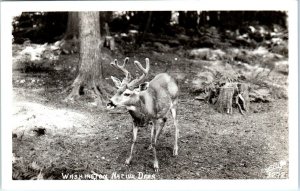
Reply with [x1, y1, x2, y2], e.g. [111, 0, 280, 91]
[1, 0, 298, 190]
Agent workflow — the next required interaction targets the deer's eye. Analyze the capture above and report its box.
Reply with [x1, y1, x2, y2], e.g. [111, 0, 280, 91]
[124, 93, 131, 97]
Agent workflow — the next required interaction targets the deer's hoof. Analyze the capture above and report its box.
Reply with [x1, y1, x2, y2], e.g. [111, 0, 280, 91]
[153, 161, 159, 172]
[173, 147, 178, 156]
[125, 157, 131, 165]
[148, 145, 153, 150]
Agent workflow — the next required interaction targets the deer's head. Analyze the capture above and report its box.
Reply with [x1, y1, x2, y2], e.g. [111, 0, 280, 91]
[107, 57, 150, 109]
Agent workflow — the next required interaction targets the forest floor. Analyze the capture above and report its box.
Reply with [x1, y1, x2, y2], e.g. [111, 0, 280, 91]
[12, 42, 289, 180]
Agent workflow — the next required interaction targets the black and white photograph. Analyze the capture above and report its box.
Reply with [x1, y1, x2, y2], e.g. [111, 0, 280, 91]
[1, 0, 298, 190]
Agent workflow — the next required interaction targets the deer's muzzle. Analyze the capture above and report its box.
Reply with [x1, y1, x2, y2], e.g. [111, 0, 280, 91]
[107, 100, 117, 109]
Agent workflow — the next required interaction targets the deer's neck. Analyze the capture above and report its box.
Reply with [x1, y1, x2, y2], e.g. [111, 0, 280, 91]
[127, 91, 155, 127]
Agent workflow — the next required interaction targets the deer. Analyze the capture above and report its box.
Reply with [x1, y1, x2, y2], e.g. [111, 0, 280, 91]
[106, 57, 179, 171]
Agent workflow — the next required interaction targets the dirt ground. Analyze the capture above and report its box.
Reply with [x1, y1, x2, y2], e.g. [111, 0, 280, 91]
[12, 49, 289, 180]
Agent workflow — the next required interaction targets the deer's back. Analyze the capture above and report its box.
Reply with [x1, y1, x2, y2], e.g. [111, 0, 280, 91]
[149, 73, 178, 100]
[140, 73, 178, 118]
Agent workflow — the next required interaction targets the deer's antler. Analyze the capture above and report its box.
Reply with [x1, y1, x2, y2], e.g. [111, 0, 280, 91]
[128, 58, 150, 89]
[110, 57, 132, 85]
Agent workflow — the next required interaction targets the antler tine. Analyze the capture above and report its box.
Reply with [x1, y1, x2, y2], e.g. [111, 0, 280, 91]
[110, 57, 132, 83]
[118, 57, 129, 68]
[128, 58, 150, 89]
[134, 58, 150, 75]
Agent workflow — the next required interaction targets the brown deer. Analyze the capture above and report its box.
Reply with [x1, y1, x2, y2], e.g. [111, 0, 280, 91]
[107, 57, 179, 171]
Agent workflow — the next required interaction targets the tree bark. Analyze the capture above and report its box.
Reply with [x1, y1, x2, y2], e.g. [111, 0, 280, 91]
[214, 82, 250, 115]
[66, 12, 110, 105]
[215, 86, 234, 114]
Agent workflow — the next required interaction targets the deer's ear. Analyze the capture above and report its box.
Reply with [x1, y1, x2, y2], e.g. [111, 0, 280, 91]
[139, 82, 149, 91]
[111, 76, 122, 88]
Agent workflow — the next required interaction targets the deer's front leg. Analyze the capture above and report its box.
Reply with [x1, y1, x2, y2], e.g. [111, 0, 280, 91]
[125, 125, 138, 165]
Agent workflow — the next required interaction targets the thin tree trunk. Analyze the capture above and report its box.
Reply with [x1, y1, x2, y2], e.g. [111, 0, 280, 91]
[64, 12, 79, 39]
[66, 12, 110, 105]
[59, 12, 79, 54]
[139, 11, 152, 43]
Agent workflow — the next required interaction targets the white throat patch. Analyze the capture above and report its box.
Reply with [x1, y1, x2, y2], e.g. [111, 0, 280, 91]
[126, 106, 137, 111]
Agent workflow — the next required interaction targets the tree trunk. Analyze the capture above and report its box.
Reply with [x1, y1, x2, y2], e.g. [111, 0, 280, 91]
[139, 11, 152, 43]
[59, 12, 79, 54]
[64, 12, 79, 39]
[66, 12, 110, 105]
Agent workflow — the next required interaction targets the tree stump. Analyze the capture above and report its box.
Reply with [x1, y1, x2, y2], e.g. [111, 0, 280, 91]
[215, 86, 234, 114]
[215, 82, 250, 115]
[104, 36, 115, 51]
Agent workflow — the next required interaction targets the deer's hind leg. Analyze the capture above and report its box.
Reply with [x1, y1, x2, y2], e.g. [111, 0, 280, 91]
[148, 122, 155, 150]
[170, 99, 179, 156]
[152, 118, 166, 171]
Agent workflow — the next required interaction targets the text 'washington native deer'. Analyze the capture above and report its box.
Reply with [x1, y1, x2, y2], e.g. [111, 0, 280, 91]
[107, 57, 179, 171]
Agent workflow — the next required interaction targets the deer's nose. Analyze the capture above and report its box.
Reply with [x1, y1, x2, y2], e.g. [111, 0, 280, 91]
[107, 100, 117, 109]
